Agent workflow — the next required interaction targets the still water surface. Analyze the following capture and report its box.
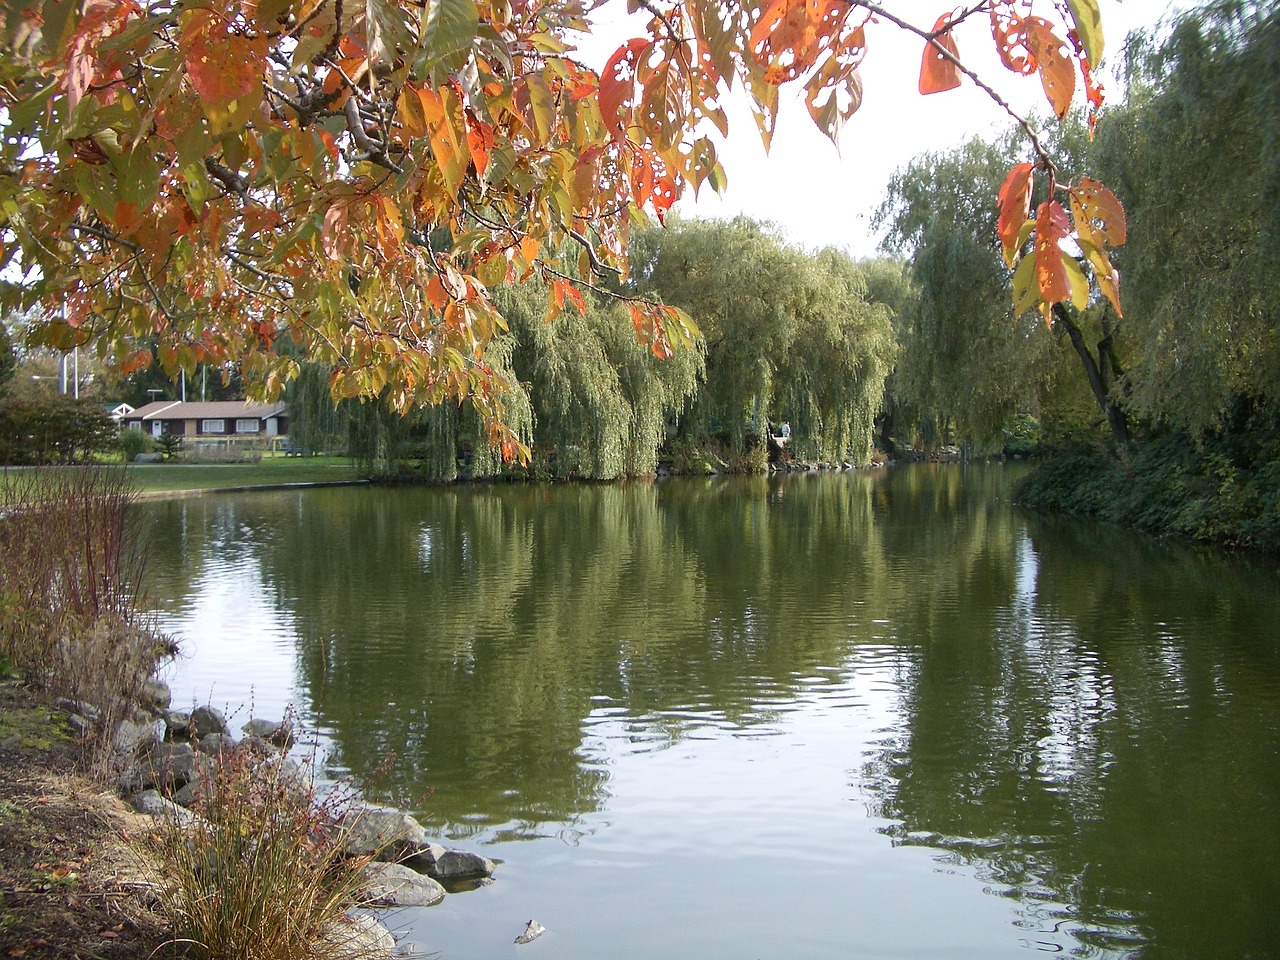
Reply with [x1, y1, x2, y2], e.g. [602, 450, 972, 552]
[137, 464, 1280, 960]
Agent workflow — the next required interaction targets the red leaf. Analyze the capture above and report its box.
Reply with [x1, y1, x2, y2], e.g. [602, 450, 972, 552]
[919, 14, 962, 95]
[1034, 200, 1072, 307]
[182, 10, 265, 107]
[990, 2, 1035, 75]
[997, 163, 1034, 265]
[599, 38, 650, 140]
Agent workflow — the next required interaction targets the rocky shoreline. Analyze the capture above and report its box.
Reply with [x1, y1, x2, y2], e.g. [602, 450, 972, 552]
[69, 678, 496, 958]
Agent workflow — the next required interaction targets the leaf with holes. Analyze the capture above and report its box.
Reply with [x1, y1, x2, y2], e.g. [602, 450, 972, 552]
[1034, 199, 1072, 310]
[990, 1, 1034, 75]
[997, 162, 1034, 266]
[750, 0, 847, 85]
[1026, 17, 1074, 119]
[1069, 177, 1126, 249]
[804, 34, 864, 144]
[600, 38, 650, 139]
[919, 13, 961, 95]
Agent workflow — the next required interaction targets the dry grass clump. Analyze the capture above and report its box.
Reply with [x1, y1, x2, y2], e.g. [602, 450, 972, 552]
[145, 747, 379, 960]
[0, 467, 171, 752]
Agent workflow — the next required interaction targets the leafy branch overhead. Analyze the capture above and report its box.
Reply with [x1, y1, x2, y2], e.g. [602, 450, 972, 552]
[1, 0, 1121, 455]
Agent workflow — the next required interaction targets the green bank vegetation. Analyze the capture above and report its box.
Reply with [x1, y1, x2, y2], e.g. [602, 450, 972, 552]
[0, 468, 385, 959]
[877, 0, 1279, 550]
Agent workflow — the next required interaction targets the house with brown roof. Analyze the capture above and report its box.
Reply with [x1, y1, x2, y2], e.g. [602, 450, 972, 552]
[123, 400, 289, 441]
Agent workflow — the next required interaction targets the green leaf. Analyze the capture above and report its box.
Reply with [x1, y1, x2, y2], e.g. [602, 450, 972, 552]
[366, 0, 414, 70]
[1066, 0, 1104, 66]
[71, 163, 118, 223]
[524, 74, 556, 146]
[114, 146, 159, 213]
[483, 142, 517, 188]
[415, 0, 479, 76]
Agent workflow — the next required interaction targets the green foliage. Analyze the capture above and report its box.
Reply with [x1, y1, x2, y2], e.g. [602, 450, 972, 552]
[0, 322, 15, 397]
[631, 216, 895, 466]
[1094, 0, 1279, 434]
[154, 432, 183, 461]
[118, 426, 151, 463]
[286, 363, 351, 458]
[1014, 404, 1280, 551]
[0, 396, 119, 465]
[498, 278, 702, 480]
[877, 137, 1060, 452]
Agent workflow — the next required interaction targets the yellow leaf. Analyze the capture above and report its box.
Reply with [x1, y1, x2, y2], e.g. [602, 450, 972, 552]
[1062, 252, 1089, 311]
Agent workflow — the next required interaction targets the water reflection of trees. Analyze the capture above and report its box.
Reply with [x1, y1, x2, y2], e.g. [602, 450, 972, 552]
[863, 508, 1280, 958]
[138, 467, 1280, 958]
[139, 466, 1032, 839]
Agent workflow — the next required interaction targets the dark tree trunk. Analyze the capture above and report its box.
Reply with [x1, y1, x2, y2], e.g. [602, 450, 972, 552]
[1052, 303, 1130, 448]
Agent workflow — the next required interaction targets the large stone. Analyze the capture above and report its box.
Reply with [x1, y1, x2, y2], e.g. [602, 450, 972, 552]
[197, 732, 236, 755]
[341, 808, 430, 862]
[120, 742, 208, 795]
[315, 913, 395, 960]
[240, 717, 294, 749]
[139, 678, 172, 714]
[405, 843, 496, 881]
[129, 789, 205, 830]
[112, 717, 160, 756]
[188, 705, 229, 740]
[164, 710, 191, 741]
[361, 862, 445, 908]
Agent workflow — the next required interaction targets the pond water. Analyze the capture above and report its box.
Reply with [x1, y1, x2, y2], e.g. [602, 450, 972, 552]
[136, 464, 1280, 960]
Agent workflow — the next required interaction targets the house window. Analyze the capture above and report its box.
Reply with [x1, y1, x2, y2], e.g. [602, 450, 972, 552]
[201, 419, 225, 434]
[235, 419, 260, 434]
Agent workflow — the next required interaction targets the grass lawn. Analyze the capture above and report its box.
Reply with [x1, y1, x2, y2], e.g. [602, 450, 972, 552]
[123, 454, 364, 494]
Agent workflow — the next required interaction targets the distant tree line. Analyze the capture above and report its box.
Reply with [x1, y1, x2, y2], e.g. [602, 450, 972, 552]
[286, 219, 899, 480]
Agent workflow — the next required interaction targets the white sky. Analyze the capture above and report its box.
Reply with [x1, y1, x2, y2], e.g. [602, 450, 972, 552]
[575, 0, 1193, 258]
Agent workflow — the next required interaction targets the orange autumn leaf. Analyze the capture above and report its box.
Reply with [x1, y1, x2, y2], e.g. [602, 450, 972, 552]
[1069, 177, 1127, 249]
[1026, 17, 1075, 119]
[919, 13, 962, 95]
[997, 162, 1034, 266]
[1034, 199, 1073, 311]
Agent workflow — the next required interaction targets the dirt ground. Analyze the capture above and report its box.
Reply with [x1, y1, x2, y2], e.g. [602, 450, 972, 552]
[0, 681, 169, 960]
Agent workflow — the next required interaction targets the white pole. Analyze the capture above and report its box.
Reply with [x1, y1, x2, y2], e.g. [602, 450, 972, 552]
[73, 347, 79, 400]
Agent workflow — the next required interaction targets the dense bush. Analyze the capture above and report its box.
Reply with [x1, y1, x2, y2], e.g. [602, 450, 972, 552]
[119, 426, 152, 462]
[0, 396, 119, 464]
[1014, 407, 1280, 552]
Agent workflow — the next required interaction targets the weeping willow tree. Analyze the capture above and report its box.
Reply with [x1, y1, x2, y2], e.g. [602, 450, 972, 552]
[772, 249, 897, 464]
[496, 278, 703, 480]
[877, 137, 1062, 452]
[629, 216, 895, 466]
[1091, 0, 1280, 435]
[285, 363, 350, 456]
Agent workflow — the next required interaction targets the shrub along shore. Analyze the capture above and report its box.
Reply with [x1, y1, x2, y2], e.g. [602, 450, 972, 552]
[0, 466, 491, 960]
[1014, 412, 1280, 555]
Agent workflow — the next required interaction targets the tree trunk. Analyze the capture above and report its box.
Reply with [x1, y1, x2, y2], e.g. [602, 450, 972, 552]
[1052, 303, 1130, 448]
